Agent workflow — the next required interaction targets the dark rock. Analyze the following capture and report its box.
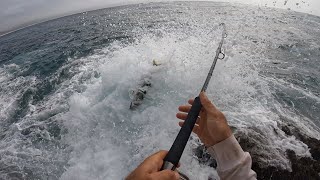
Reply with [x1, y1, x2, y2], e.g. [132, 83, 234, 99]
[193, 145, 217, 168]
[280, 124, 320, 161]
[281, 125, 292, 136]
[250, 149, 320, 180]
[239, 124, 320, 180]
[195, 123, 320, 179]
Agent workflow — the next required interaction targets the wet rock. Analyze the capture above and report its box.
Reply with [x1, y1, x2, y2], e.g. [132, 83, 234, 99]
[281, 125, 291, 135]
[193, 145, 217, 168]
[280, 124, 320, 161]
[238, 124, 320, 180]
[195, 123, 320, 179]
[250, 149, 320, 180]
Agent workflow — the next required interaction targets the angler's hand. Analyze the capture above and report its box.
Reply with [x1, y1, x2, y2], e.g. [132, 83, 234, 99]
[126, 150, 180, 180]
[176, 92, 232, 147]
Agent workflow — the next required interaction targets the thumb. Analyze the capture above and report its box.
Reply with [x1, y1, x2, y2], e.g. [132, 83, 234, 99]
[200, 92, 216, 111]
[149, 170, 180, 180]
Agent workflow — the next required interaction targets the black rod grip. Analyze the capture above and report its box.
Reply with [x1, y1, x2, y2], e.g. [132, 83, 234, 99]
[161, 96, 202, 169]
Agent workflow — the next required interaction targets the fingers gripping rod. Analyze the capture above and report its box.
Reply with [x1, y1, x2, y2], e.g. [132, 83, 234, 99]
[161, 23, 227, 171]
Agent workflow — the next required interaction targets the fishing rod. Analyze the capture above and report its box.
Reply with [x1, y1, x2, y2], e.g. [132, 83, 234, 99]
[161, 23, 227, 172]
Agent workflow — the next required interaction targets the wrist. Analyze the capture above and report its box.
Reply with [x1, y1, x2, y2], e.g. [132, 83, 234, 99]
[216, 129, 233, 144]
[206, 129, 233, 147]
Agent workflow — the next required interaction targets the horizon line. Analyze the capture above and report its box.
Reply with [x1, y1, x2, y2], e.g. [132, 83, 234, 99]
[1, 1, 319, 38]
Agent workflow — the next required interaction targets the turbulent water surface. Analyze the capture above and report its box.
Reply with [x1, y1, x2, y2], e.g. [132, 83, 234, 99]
[0, 2, 319, 180]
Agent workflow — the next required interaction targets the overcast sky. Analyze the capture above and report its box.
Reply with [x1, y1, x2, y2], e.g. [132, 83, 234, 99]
[0, 0, 319, 33]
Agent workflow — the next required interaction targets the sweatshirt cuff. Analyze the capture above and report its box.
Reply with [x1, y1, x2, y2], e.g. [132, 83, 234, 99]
[207, 135, 245, 171]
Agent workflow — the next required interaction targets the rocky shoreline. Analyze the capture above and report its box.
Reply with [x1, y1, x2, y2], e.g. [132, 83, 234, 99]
[194, 124, 320, 180]
[237, 124, 320, 180]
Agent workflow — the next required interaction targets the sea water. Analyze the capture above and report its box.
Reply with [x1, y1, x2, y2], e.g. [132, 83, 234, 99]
[0, 2, 319, 179]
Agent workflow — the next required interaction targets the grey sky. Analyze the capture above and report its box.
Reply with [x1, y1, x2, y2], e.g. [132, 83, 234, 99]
[0, 0, 319, 34]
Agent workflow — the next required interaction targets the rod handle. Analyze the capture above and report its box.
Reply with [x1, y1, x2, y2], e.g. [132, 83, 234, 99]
[161, 96, 202, 170]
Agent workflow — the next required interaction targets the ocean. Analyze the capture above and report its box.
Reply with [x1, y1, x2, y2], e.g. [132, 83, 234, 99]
[0, 2, 319, 180]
